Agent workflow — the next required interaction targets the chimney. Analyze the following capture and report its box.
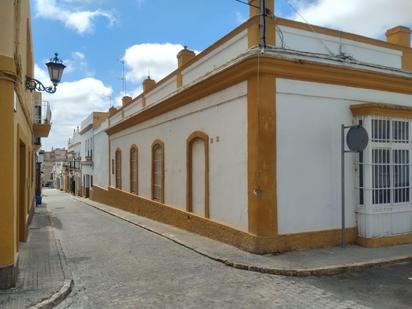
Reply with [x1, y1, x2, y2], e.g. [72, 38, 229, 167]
[122, 96, 132, 107]
[386, 26, 411, 48]
[177, 46, 196, 68]
[109, 106, 117, 117]
[143, 76, 156, 92]
[249, 0, 274, 18]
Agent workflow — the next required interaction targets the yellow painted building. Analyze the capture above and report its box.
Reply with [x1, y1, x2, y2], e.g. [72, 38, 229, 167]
[0, 0, 50, 289]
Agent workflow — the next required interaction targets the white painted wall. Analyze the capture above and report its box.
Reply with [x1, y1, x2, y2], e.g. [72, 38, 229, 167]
[276, 26, 402, 69]
[110, 82, 248, 230]
[93, 119, 109, 188]
[145, 76, 177, 107]
[110, 111, 123, 126]
[123, 100, 143, 119]
[182, 30, 248, 86]
[276, 78, 412, 235]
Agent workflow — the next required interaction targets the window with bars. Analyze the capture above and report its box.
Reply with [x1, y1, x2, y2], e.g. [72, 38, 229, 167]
[152, 142, 164, 202]
[115, 149, 122, 189]
[130, 146, 138, 194]
[370, 118, 410, 205]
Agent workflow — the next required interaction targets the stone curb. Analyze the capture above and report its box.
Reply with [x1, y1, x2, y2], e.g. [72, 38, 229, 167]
[29, 206, 75, 309]
[29, 279, 73, 309]
[74, 197, 412, 277]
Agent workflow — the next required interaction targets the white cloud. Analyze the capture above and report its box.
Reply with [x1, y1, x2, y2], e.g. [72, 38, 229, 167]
[123, 43, 185, 83]
[34, 0, 116, 34]
[35, 65, 112, 150]
[64, 51, 94, 76]
[288, 0, 412, 38]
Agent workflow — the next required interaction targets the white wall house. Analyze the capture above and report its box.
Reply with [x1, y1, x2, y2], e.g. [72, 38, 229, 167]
[68, 127, 81, 195]
[93, 118, 109, 188]
[90, 0, 412, 253]
[68, 112, 109, 198]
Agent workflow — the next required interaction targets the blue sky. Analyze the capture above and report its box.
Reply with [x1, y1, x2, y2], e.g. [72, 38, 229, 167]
[31, 0, 412, 150]
[32, 0, 293, 97]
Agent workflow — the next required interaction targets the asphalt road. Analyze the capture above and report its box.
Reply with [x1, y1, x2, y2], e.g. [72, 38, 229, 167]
[44, 190, 411, 309]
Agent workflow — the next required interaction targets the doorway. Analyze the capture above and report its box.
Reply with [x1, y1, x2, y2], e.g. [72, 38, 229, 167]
[18, 141, 27, 242]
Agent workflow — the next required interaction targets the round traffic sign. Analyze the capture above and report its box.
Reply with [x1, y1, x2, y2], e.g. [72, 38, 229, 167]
[346, 126, 369, 152]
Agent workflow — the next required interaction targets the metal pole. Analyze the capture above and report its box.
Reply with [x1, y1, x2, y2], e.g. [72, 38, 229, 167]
[259, 0, 266, 49]
[341, 124, 346, 247]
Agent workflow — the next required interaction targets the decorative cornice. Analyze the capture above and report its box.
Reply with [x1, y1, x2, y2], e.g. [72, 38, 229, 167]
[106, 53, 412, 135]
[351, 103, 412, 119]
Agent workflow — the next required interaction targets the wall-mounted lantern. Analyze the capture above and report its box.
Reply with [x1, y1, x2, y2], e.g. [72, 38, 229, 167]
[26, 53, 66, 94]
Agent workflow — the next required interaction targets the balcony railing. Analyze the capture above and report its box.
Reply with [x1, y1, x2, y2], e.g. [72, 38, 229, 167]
[33, 101, 51, 124]
[33, 101, 52, 138]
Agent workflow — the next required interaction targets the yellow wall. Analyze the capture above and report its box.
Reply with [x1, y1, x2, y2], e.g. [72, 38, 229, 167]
[0, 0, 36, 278]
[0, 78, 17, 267]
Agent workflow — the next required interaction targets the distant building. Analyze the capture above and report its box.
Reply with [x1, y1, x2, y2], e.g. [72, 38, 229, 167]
[90, 0, 412, 253]
[42, 148, 68, 189]
[67, 112, 109, 198]
[68, 127, 82, 195]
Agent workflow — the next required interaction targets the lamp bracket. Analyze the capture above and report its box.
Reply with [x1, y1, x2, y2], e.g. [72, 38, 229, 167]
[25, 76, 57, 94]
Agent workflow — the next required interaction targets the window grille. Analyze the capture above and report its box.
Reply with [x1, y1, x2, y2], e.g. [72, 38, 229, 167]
[368, 117, 410, 205]
[115, 149, 122, 189]
[152, 143, 164, 202]
[130, 146, 138, 194]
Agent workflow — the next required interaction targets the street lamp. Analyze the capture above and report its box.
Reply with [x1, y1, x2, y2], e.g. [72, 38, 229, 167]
[26, 53, 66, 94]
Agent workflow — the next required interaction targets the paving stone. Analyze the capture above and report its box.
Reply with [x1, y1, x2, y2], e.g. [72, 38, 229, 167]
[0, 204, 68, 309]
[45, 190, 382, 309]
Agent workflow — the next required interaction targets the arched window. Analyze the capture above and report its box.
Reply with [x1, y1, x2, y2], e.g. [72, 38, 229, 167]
[186, 132, 209, 218]
[130, 145, 138, 194]
[115, 149, 122, 189]
[151, 140, 164, 202]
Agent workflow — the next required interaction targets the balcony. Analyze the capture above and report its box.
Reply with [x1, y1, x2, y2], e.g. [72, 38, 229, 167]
[33, 101, 52, 138]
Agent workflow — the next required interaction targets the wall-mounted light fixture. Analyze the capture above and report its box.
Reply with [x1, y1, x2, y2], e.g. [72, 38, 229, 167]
[26, 53, 66, 94]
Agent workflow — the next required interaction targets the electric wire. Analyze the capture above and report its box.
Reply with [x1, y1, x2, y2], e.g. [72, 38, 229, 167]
[284, 0, 335, 56]
[234, 0, 259, 9]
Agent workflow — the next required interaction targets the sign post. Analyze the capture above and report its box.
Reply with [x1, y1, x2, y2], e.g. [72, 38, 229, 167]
[341, 124, 369, 248]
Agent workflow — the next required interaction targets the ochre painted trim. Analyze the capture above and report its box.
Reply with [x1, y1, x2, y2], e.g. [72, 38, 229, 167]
[151, 139, 165, 203]
[0, 55, 16, 76]
[91, 185, 358, 253]
[247, 72, 277, 237]
[248, 15, 276, 48]
[92, 112, 109, 130]
[264, 228, 358, 252]
[403, 48, 412, 71]
[357, 233, 412, 248]
[186, 131, 210, 218]
[129, 145, 138, 195]
[107, 54, 412, 136]
[91, 185, 259, 252]
[351, 103, 412, 119]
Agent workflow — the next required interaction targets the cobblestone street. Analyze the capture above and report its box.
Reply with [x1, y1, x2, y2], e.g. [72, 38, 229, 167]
[41, 190, 410, 309]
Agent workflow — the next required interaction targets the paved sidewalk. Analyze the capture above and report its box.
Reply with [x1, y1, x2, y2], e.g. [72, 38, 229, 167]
[74, 195, 412, 276]
[0, 204, 72, 309]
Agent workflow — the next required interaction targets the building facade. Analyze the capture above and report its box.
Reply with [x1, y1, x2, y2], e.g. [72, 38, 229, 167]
[0, 0, 51, 289]
[88, 1, 412, 253]
[67, 112, 109, 197]
[42, 148, 68, 189]
[68, 127, 82, 195]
